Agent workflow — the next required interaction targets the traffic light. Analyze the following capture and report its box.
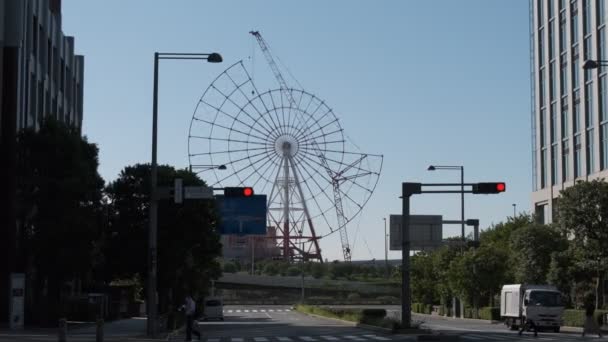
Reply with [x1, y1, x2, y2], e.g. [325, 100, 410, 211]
[472, 182, 506, 194]
[224, 187, 254, 197]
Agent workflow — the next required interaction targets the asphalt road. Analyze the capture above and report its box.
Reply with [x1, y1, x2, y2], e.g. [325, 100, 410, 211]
[415, 313, 605, 341]
[172, 305, 402, 342]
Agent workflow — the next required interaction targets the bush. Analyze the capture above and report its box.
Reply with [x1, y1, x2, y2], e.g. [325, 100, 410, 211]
[286, 266, 301, 276]
[412, 303, 424, 313]
[563, 309, 608, 327]
[347, 293, 361, 301]
[424, 304, 433, 315]
[376, 296, 399, 304]
[223, 262, 237, 273]
[478, 307, 500, 321]
[362, 309, 386, 319]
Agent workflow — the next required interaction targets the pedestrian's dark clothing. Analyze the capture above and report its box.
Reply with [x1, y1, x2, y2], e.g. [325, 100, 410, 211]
[519, 318, 538, 337]
[182, 296, 200, 341]
[583, 303, 602, 338]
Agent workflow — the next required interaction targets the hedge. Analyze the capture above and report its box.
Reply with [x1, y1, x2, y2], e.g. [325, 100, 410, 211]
[479, 307, 500, 321]
[563, 309, 608, 327]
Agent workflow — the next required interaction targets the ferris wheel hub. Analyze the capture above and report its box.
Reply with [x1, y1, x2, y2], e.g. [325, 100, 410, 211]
[275, 134, 299, 157]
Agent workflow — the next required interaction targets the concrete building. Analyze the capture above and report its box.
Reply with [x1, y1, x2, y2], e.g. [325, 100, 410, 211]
[531, 0, 608, 223]
[0, 0, 84, 322]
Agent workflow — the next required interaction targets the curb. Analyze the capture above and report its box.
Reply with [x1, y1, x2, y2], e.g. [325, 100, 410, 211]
[412, 313, 500, 324]
[294, 310, 357, 326]
[355, 323, 394, 334]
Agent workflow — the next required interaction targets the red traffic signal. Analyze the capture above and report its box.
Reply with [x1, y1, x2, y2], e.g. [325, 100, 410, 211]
[472, 182, 506, 194]
[224, 187, 254, 197]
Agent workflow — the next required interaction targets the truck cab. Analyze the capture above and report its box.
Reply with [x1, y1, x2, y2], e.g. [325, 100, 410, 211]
[501, 284, 564, 332]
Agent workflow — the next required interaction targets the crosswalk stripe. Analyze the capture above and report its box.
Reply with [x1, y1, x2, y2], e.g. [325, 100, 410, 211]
[207, 339, 220, 342]
[320, 336, 339, 341]
[344, 336, 365, 341]
[261, 309, 266, 312]
[300, 337, 318, 341]
[286, 309, 291, 311]
[269, 309, 275, 312]
[277, 338, 292, 342]
[236, 310, 241, 313]
[253, 338, 269, 342]
[231, 338, 244, 342]
[253, 309, 258, 312]
[244, 310, 250, 313]
[363, 335, 391, 341]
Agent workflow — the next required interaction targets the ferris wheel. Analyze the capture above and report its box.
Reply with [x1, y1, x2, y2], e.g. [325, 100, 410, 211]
[188, 36, 382, 263]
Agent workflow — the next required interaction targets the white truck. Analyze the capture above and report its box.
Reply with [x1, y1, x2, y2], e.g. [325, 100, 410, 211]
[500, 284, 564, 332]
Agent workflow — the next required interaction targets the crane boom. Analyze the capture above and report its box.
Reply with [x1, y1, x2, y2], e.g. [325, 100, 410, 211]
[250, 30, 352, 262]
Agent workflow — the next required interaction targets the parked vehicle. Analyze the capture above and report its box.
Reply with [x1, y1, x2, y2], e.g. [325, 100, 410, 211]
[500, 284, 564, 332]
[202, 296, 224, 321]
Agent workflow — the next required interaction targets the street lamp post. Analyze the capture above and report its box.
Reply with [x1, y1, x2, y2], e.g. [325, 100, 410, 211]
[189, 164, 227, 173]
[148, 51, 222, 337]
[383, 217, 388, 278]
[427, 165, 465, 240]
[512, 203, 517, 218]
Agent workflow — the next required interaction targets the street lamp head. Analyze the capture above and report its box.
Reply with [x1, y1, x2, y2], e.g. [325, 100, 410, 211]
[207, 53, 223, 63]
[427, 165, 436, 171]
[583, 60, 600, 70]
[217, 164, 227, 170]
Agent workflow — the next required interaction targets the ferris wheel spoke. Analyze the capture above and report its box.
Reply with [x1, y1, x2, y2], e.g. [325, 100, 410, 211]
[285, 90, 304, 137]
[193, 117, 268, 143]
[292, 109, 336, 142]
[199, 99, 273, 141]
[290, 159, 335, 230]
[216, 148, 277, 186]
[237, 151, 279, 187]
[252, 153, 282, 192]
[190, 135, 270, 147]
[298, 128, 344, 146]
[294, 115, 340, 143]
[189, 146, 268, 157]
[267, 91, 288, 137]
[291, 106, 330, 141]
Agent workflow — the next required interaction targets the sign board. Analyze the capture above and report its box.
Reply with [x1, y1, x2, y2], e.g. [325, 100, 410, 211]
[390, 215, 443, 251]
[184, 186, 213, 199]
[216, 194, 267, 235]
[9, 273, 25, 330]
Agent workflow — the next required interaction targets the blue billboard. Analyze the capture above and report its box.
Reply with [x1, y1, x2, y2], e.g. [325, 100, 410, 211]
[215, 194, 267, 235]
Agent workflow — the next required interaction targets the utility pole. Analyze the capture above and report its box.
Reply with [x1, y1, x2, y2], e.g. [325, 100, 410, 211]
[383, 217, 388, 278]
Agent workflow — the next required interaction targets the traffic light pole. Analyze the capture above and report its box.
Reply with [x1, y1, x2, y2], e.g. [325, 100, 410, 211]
[399, 181, 503, 328]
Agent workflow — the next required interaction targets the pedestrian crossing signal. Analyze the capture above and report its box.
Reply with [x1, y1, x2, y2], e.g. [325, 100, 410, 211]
[224, 187, 254, 197]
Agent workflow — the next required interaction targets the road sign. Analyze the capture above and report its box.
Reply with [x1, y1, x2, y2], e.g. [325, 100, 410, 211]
[390, 215, 443, 251]
[216, 194, 267, 235]
[184, 186, 213, 199]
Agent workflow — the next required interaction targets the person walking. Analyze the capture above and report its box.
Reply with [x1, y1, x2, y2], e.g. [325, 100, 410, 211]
[518, 316, 538, 337]
[180, 294, 201, 341]
[582, 301, 603, 338]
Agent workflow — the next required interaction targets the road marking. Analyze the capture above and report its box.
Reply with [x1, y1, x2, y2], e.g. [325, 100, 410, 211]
[344, 336, 365, 341]
[425, 323, 486, 332]
[269, 309, 275, 312]
[244, 309, 250, 313]
[207, 339, 220, 342]
[265, 312, 272, 319]
[253, 338, 269, 342]
[236, 309, 242, 313]
[277, 338, 292, 342]
[363, 335, 391, 341]
[320, 336, 339, 341]
[253, 309, 258, 312]
[286, 309, 291, 311]
[300, 337, 318, 341]
[231, 338, 244, 342]
[261, 309, 266, 312]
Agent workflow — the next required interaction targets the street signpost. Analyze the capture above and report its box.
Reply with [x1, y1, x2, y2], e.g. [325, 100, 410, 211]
[389, 215, 443, 251]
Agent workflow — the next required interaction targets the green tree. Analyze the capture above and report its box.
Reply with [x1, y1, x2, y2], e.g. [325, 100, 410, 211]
[431, 245, 460, 308]
[509, 223, 567, 284]
[311, 262, 327, 279]
[556, 179, 608, 308]
[105, 164, 222, 312]
[223, 262, 238, 273]
[16, 118, 105, 324]
[411, 252, 438, 304]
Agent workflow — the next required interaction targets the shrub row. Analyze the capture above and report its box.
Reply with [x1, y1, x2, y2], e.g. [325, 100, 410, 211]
[412, 303, 433, 314]
[563, 309, 608, 327]
[478, 307, 500, 321]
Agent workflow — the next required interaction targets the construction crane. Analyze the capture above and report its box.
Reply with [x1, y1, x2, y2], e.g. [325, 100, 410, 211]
[250, 30, 353, 262]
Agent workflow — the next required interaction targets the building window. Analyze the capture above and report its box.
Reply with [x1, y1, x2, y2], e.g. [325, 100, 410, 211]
[586, 82, 595, 127]
[540, 27, 546, 64]
[550, 22, 556, 60]
[573, 5, 580, 44]
[541, 108, 547, 147]
[562, 104, 570, 137]
[563, 139, 571, 180]
[573, 56, 580, 90]
[552, 144, 558, 185]
[542, 148, 548, 188]
[585, 0, 593, 35]
[575, 100, 582, 132]
[549, 0, 555, 18]
[539, 0, 545, 26]
[551, 62, 557, 99]
[560, 18, 568, 52]
[601, 75, 608, 122]
[587, 128, 596, 173]
[599, 0, 606, 25]
[541, 69, 547, 106]
[602, 123, 608, 169]
[600, 27, 607, 61]
[561, 59, 569, 94]
[552, 103, 558, 142]
[585, 36, 593, 81]
[575, 134, 583, 177]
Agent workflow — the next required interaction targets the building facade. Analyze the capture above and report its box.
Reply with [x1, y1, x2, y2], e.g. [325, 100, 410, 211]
[0, 0, 84, 322]
[531, 0, 608, 223]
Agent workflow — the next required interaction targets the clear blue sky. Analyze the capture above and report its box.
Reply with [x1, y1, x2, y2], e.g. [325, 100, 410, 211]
[62, 1, 532, 262]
